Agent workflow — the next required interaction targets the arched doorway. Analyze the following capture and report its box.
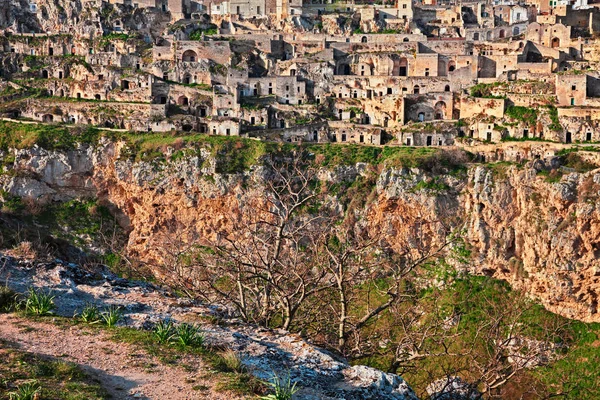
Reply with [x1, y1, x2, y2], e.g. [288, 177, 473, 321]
[448, 61, 456, 72]
[182, 50, 198, 62]
[399, 57, 408, 76]
[42, 114, 53, 123]
[551, 37, 560, 48]
[361, 36, 367, 43]
[499, 29, 505, 39]
[513, 26, 520, 36]
[178, 96, 189, 106]
[434, 101, 447, 119]
[42, 70, 49, 78]
[413, 85, 420, 94]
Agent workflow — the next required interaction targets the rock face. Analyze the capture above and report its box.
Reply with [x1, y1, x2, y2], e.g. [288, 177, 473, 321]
[2, 143, 600, 323]
[0, 255, 418, 400]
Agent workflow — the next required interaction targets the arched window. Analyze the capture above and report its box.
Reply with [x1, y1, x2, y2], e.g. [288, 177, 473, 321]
[444, 85, 450, 92]
[361, 36, 368, 43]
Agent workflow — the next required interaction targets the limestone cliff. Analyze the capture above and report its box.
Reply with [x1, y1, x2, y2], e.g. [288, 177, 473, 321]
[2, 142, 600, 323]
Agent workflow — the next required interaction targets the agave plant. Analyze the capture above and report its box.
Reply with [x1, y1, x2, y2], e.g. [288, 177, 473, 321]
[260, 373, 299, 400]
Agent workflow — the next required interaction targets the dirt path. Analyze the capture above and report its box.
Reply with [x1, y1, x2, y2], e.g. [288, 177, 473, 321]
[0, 314, 237, 400]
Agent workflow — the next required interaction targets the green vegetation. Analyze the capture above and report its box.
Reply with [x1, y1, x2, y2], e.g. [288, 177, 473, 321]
[153, 319, 176, 343]
[0, 342, 106, 400]
[260, 374, 299, 400]
[547, 105, 562, 131]
[354, 274, 600, 399]
[505, 105, 538, 126]
[0, 286, 18, 313]
[23, 288, 55, 316]
[190, 25, 219, 39]
[0, 122, 104, 152]
[561, 152, 598, 172]
[174, 323, 204, 347]
[77, 304, 100, 324]
[100, 306, 122, 327]
[411, 178, 451, 194]
[470, 82, 507, 98]
[98, 33, 132, 47]
[0, 121, 472, 174]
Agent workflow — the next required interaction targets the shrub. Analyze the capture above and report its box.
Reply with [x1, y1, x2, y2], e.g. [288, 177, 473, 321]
[100, 305, 122, 327]
[260, 373, 299, 400]
[23, 288, 55, 316]
[8, 381, 40, 400]
[175, 323, 204, 347]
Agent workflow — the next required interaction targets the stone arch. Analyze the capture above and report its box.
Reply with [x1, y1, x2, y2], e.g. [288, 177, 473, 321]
[403, 37, 409, 42]
[499, 29, 505, 39]
[551, 37, 560, 48]
[42, 114, 54, 122]
[413, 85, 420, 94]
[434, 101, 447, 119]
[182, 49, 198, 62]
[178, 96, 189, 106]
[361, 36, 368, 43]
[444, 84, 450, 92]
[183, 73, 192, 84]
[448, 60, 456, 72]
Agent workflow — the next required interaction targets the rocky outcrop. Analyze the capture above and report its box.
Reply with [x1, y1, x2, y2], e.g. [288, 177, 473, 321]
[2, 143, 600, 323]
[0, 255, 419, 400]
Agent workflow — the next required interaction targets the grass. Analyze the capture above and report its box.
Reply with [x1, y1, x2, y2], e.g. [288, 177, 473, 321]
[100, 305, 122, 327]
[77, 304, 100, 324]
[0, 341, 106, 399]
[153, 319, 175, 344]
[175, 323, 204, 347]
[0, 120, 473, 174]
[0, 286, 18, 312]
[23, 288, 55, 316]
